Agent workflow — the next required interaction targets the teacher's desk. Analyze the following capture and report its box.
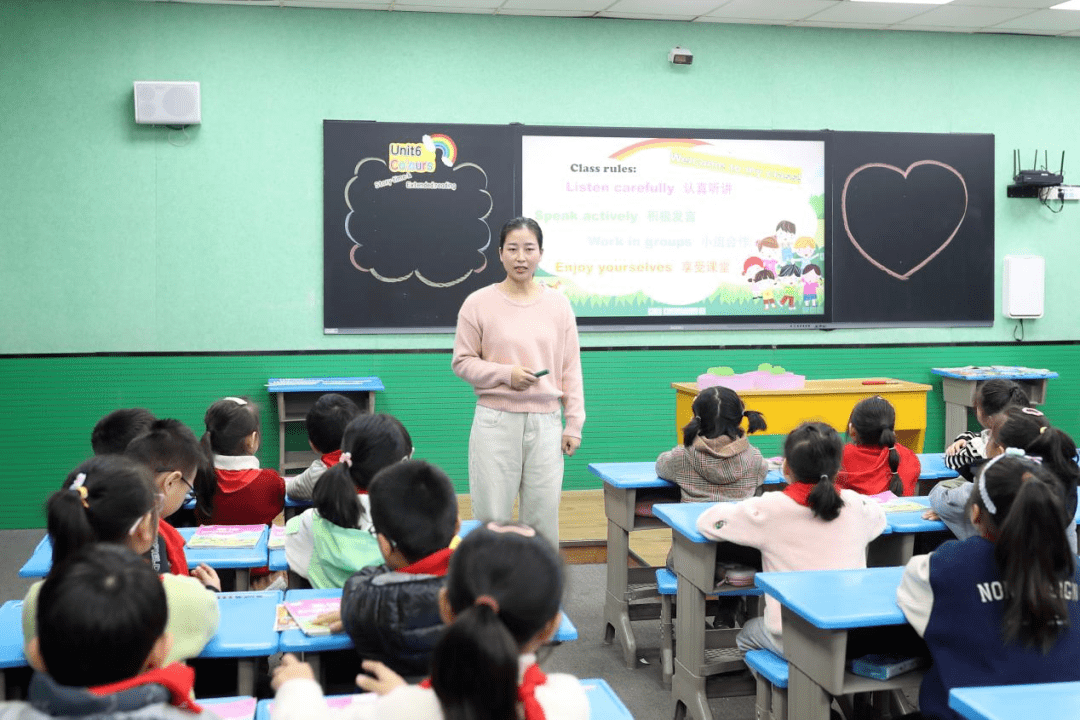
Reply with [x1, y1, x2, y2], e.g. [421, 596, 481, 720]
[672, 379, 933, 453]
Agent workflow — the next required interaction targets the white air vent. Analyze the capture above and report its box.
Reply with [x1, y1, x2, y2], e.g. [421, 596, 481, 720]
[133, 81, 201, 125]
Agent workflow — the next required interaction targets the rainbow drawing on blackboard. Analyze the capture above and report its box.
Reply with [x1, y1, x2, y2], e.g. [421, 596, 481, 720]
[841, 160, 968, 282]
[343, 136, 493, 288]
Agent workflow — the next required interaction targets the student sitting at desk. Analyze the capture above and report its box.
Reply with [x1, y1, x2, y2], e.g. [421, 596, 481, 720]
[930, 407, 1079, 553]
[285, 413, 412, 588]
[897, 453, 1080, 720]
[272, 522, 588, 720]
[286, 393, 361, 501]
[696, 422, 886, 656]
[314, 459, 458, 676]
[22, 456, 219, 666]
[125, 419, 220, 589]
[655, 385, 768, 503]
[90, 407, 156, 455]
[838, 396, 920, 496]
[941, 379, 1030, 481]
[7, 545, 204, 720]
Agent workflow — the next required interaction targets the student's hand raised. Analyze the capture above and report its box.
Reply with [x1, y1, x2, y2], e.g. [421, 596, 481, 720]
[355, 660, 406, 696]
[192, 563, 221, 592]
[313, 609, 344, 634]
[272, 653, 315, 689]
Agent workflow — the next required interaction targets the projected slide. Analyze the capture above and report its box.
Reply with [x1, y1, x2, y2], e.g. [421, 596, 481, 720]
[521, 134, 826, 322]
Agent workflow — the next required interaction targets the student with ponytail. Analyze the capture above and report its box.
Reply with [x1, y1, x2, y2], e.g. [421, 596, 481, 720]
[272, 523, 588, 720]
[285, 414, 413, 588]
[21, 456, 218, 666]
[198, 396, 285, 527]
[656, 385, 769, 503]
[696, 422, 886, 656]
[897, 453, 1080, 720]
[838, 395, 921, 496]
[930, 406, 1079, 552]
[942, 379, 1030, 480]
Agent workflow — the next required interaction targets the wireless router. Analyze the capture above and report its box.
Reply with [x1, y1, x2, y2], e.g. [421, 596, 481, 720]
[1014, 149, 1064, 187]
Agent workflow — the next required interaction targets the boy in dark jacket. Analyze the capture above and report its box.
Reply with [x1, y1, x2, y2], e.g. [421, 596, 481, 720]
[337, 459, 459, 677]
[4, 544, 207, 720]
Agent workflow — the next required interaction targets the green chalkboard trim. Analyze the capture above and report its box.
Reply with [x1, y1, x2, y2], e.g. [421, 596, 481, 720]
[3, 339, 1080, 360]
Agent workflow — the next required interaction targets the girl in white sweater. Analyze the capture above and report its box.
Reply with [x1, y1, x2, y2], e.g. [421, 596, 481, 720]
[695, 421, 886, 656]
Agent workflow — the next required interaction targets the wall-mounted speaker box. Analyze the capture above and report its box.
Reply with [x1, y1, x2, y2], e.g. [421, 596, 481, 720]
[1002, 255, 1044, 319]
[133, 81, 201, 125]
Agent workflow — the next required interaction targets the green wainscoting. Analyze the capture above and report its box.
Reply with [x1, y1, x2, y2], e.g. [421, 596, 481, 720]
[1, 343, 1075, 529]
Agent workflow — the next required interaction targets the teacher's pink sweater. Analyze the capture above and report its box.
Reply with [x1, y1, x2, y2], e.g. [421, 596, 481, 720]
[452, 284, 585, 438]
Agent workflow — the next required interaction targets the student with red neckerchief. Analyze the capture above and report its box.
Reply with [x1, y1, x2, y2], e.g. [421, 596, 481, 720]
[285, 393, 361, 501]
[284, 414, 412, 588]
[272, 522, 588, 720]
[695, 422, 886, 657]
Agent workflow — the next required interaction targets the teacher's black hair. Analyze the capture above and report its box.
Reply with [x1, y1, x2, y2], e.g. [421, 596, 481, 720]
[499, 217, 543, 251]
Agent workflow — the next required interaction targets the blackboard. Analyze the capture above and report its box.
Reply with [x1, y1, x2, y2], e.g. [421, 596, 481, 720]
[829, 131, 994, 326]
[323, 122, 994, 332]
[323, 121, 515, 332]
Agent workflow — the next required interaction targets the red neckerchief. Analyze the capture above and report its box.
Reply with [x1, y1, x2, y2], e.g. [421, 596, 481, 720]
[88, 664, 202, 713]
[322, 450, 342, 467]
[419, 664, 548, 720]
[517, 664, 548, 720]
[782, 481, 817, 508]
[399, 547, 452, 576]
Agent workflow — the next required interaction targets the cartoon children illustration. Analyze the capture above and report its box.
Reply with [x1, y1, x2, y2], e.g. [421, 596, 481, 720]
[776, 221, 796, 264]
[778, 263, 801, 310]
[801, 263, 822, 307]
[793, 236, 817, 269]
[756, 237, 780, 274]
[743, 256, 765, 301]
[754, 269, 777, 310]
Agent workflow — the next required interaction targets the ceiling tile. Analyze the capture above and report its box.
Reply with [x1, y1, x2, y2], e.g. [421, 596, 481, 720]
[496, 8, 596, 14]
[950, 0, 1057, 8]
[605, 0, 726, 15]
[990, 8, 1080, 28]
[499, 0, 613, 9]
[393, 0, 502, 7]
[392, 4, 496, 11]
[704, 0, 840, 22]
[790, 19, 891, 29]
[598, 11, 699, 19]
[890, 24, 978, 32]
[894, 5, 1034, 26]
[694, 15, 799, 24]
[805, 2, 937, 24]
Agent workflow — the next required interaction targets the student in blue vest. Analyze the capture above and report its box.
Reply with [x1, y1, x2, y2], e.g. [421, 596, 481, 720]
[897, 451, 1080, 720]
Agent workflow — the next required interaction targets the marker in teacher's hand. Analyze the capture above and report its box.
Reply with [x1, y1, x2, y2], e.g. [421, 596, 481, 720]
[534, 369, 550, 378]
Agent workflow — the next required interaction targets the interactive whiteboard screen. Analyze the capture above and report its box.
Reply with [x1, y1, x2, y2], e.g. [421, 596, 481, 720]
[520, 131, 827, 329]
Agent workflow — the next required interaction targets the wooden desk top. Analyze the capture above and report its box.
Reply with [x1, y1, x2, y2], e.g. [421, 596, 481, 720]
[672, 378, 932, 397]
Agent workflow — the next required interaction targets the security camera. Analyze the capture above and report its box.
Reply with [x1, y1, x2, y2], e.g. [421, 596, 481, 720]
[669, 46, 693, 65]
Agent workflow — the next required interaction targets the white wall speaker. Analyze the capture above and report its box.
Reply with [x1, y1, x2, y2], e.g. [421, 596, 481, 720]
[1003, 255, 1044, 319]
[133, 81, 201, 125]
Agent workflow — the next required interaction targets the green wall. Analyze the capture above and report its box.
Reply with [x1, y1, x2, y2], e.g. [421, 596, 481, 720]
[2, 1, 1079, 528]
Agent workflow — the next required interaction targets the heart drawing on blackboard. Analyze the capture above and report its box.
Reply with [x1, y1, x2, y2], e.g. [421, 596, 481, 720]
[841, 160, 968, 281]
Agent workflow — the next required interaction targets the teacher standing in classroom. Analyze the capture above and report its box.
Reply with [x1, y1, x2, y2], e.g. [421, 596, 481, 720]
[452, 217, 585, 549]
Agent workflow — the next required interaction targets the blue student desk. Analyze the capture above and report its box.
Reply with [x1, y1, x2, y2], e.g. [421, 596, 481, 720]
[18, 527, 272, 588]
[179, 526, 270, 592]
[869, 496, 946, 566]
[199, 591, 282, 696]
[915, 452, 958, 481]
[278, 587, 577, 681]
[589, 460, 782, 668]
[932, 366, 1057, 447]
[949, 682, 1080, 720]
[755, 567, 921, 720]
[0, 600, 27, 699]
[652, 501, 763, 720]
[252, 677, 632, 720]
